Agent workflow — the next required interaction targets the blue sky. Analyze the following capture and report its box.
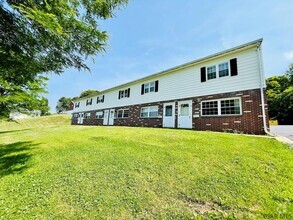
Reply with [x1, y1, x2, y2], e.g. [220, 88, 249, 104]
[47, 0, 293, 112]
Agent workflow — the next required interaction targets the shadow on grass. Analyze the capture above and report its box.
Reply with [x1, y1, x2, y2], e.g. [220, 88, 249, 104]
[0, 141, 38, 177]
[0, 129, 32, 135]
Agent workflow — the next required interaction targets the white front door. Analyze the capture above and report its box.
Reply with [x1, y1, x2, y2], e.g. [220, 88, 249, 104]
[178, 100, 192, 129]
[163, 102, 175, 128]
[103, 110, 109, 125]
[108, 109, 115, 125]
[78, 113, 84, 124]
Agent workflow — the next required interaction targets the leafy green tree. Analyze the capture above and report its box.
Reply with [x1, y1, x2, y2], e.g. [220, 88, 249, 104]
[266, 64, 293, 124]
[79, 90, 100, 98]
[56, 97, 72, 113]
[0, 0, 128, 118]
[38, 97, 50, 116]
[0, 75, 48, 118]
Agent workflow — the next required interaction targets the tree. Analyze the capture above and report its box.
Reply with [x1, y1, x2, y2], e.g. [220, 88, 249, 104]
[0, 74, 48, 118]
[266, 64, 293, 124]
[38, 97, 50, 116]
[0, 0, 128, 118]
[56, 97, 72, 113]
[79, 90, 100, 98]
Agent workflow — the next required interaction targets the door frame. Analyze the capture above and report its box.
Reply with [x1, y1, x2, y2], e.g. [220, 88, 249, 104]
[108, 109, 115, 126]
[78, 113, 84, 124]
[103, 110, 109, 125]
[163, 102, 175, 128]
[177, 100, 193, 129]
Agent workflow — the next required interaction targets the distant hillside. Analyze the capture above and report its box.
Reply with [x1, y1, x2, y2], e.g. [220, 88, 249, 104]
[0, 114, 71, 132]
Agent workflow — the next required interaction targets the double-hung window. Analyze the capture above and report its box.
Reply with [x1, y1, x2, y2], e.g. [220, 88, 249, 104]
[219, 62, 229, 77]
[118, 88, 130, 99]
[86, 98, 92, 106]
[95, 111, 103, 119]
[85, 113, 91, 119]
[202, 101, 218, 116]
[221, 99, 241, 115]
[117, 109, 129, 118]
[141, 80, 158, 95]
[140, 106, 158, 118]
[75, 102, 80, 108]
[207, 65, 217, 80]
[201, 98, 241, 116]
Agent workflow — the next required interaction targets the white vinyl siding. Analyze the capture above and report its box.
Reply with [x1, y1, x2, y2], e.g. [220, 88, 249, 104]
[73, 47, 262, 113]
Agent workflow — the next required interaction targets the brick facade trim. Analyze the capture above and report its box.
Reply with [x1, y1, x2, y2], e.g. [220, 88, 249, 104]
[72, 89, 269, 134]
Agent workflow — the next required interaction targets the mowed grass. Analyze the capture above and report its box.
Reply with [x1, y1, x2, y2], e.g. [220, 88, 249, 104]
[0, 115, 292, 219]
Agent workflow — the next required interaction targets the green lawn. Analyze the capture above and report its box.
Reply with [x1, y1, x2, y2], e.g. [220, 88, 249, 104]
[0, 115, 292, 219]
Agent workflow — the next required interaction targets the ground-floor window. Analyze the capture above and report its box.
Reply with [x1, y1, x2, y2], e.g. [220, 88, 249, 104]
[201, 98, 241, 116]
[85, 112, 91, 119]
[73, 113, 79, 119]
[96, 111, 103, 119]
[140, 106, 158, 118]
[117, 109, 129, 118]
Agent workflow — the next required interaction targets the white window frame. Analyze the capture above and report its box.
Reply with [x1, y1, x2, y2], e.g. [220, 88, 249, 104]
[73, 113, 79, 119]
[206, 61, 231, 80]
[218, 62, 230, 78]
[117, 109, 129, 118]
[201, 97, 242, 116]
[75, 102, 80, 108]
[207, 65, 217, 80]
[144, 81, 156, 94]
[95, 111, 103, 119]
[119, 88, 130, 99]
[140, 106, 159, 118]
[85, 112, 91, 119]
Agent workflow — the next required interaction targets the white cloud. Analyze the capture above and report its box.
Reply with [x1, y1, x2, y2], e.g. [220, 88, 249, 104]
[284, 51, 293, 60]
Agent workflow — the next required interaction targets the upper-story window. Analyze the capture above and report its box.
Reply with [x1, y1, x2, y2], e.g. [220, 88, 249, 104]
[118, 88, 130, 99]
[141, 80, 159, 95]
[200, 58, 238, 82]
[219, 62, 229, 77]
[86, 98, 92, 106]
[207, 65, 217, 80]
[74, 102, 80, 108]
[201, 98, 241, 116]
[97, 95, 104, 104]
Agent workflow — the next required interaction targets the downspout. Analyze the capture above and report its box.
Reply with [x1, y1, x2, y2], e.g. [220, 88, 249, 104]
[257, 45, 270, 134]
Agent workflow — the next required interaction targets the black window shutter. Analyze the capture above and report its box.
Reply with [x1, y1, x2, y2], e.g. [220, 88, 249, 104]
[118, 91, 121, 99]
[127, 88, 130, 97]
[155, 80, 159, 92]
[97, 97, 99, 103]
[201, 67, 206, 82]
[90, 98, 92, 104]
[141, 84, 145, 95]
[230, 58, 238, 76]
[102, 95, 104, 103]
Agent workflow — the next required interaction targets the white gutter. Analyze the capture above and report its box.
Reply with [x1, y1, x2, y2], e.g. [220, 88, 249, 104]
[257, 45, 270, 134]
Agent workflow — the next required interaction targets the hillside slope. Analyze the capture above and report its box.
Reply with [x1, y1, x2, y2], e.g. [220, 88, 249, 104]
[0, 114, 71, 132]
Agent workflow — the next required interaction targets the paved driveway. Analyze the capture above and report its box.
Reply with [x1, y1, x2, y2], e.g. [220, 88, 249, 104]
[270, 125, 293, 141]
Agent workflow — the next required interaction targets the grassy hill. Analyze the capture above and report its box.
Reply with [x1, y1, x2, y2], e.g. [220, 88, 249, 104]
[0, 115, 292, 219]
[0, 114, 71, 132]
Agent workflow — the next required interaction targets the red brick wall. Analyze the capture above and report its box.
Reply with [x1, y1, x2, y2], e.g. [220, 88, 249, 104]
[71, 89, 269, 134]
